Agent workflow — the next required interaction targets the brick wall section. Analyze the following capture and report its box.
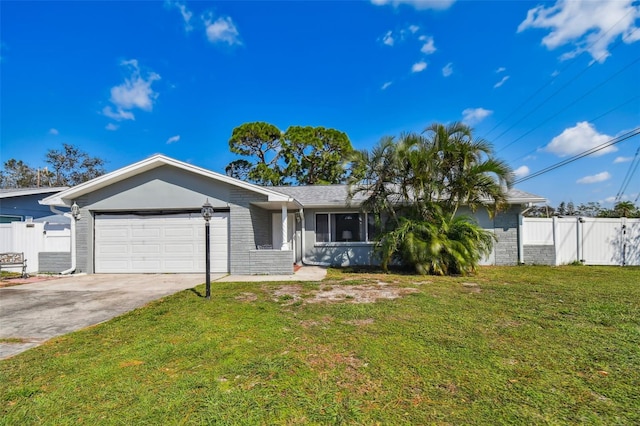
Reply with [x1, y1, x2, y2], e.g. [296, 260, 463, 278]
[38, 252, 71, 273]
[249, 250, 293, 274]
[75, 196, 90, 273]
[494, 206, 520, 265]
[229, 188, 268, 274]
[523, 245, 555, 265]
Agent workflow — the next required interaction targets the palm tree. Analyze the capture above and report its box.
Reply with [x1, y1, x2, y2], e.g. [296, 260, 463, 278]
[348, 122, 513, 275]
[423, 122, 513, 220]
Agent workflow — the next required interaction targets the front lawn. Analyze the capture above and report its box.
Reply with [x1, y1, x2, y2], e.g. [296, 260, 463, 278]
[1, 266, 639, 424]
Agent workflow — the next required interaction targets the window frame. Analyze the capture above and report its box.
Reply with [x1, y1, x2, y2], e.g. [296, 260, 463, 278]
[314, 212, 378, 245]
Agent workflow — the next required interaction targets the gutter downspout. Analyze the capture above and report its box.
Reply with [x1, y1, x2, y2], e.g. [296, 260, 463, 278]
[299, 208, 332, 267]
[518, 203, 534, 265]
[49, 205, 76, 275]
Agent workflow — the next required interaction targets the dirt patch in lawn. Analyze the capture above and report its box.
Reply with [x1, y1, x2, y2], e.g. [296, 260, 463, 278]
[270, 282, 419, 304]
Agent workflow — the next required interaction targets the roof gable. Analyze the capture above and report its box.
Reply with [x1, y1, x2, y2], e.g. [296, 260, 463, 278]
[40, 155, 292, 206]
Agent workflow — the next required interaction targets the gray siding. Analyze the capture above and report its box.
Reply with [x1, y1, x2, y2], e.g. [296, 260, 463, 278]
[523, 245, 555, 265]
[229, 188, 269, 274]
[494, 206, 520, 265]
[249, 250, 293, 274]
[76, 195, 90, 273]
[38, 252, 71, 273]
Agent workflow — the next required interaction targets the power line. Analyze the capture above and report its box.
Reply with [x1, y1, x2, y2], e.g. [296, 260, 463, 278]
[489, 26, 639, 145]
[483, 11, 638, 140]
[615, 146, 640, 202]
[497, 56, 640, 155]
[507, 95, 640, 165]
[514, 128, 640, 185]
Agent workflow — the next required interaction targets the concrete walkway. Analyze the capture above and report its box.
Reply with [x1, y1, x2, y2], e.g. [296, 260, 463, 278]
[214, 266, 327, 282]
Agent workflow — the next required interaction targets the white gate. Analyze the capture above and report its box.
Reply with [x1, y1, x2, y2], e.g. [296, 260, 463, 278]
[0, 222, 71, 273]
[522, 217, 640, 266]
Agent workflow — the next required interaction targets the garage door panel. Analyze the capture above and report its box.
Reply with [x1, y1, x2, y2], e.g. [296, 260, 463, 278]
[132, 227, 162, 238]
[95, 212, 229, 273]
[132, 244, 159, 253]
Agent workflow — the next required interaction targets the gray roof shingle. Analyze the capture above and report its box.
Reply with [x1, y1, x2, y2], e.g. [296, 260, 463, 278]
[273, 184, 546, 207]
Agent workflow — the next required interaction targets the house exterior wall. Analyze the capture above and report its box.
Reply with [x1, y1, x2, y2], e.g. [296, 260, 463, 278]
[302, 208, 376, 266]
[71, 167, 290, 275]
[302, 206, 522, 268]
[39, 252, 72, 273]
[249, 249, 293, 274]
[494, 206, 520, 265]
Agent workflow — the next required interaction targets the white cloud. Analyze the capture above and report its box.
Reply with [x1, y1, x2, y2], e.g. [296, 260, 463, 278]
[204, 15, 242, 45]
[419, 35, 437, 54]
[514, 165, 530, 178]
[412, 61, 427, 73]
[381, 81, 393, 90]
[165, 0, 193, 31]
[462, 107, 493, 125]
[517, 0, 640, 63]
[496, 66, 506, 73]
[543, 121, 616, 157]
[102, 106, 135, 121]
[408, 25, 420, 33]
[614, 156, 633, 163]
[382, 30, 395, 46]
[109, 59, 160, 112]
[48, 128, 59, 135]
[105, 123, 119, 131]
[371, 0, 456, 10]
[166, 135, 181, 144]
[577, 171, 611, 184]
[442, 62, 453, 77]
[494, 75, 510, 88]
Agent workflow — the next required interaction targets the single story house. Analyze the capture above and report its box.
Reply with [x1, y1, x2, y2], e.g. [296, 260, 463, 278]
[40, 154, 545, 275]
[0, 187, 69, 223]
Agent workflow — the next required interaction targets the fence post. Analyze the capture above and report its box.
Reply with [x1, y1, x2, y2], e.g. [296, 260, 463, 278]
[552, 215, 559, 266]
[577, 217, 583, 264]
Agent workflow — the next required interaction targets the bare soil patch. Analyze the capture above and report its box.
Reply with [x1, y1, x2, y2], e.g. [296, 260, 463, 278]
[270, 281, 419, 304]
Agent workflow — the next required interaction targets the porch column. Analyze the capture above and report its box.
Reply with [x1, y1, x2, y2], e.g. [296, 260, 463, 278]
[281, 204, 289, 250]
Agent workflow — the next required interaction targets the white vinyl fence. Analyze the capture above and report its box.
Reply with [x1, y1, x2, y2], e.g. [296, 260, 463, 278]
[522, 217, 640, 266]
[0, 221, 71, 273]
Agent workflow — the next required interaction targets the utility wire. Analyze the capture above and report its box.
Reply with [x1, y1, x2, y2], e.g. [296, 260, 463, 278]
[615, 146, 640, 202]
[490, 26, 639, 144]
[483, 10, 637, 140]
[506, 95, 640, 165]
[498, 56, 640, 155]
[514, 128, 640, 185]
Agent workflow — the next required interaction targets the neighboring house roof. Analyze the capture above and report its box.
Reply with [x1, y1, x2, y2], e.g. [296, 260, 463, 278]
[40, 154, 295, 207]
[0, 187, 68, 199]
[274, 185, 546, 208]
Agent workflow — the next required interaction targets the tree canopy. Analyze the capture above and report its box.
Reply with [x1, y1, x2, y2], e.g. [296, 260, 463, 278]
[225, 122, 353, 186]
[0, 143, 106, 189]
[349, 122, 513, 275]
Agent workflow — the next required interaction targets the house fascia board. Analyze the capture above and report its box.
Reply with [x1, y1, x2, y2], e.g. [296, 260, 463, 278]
[40, 154, 292, 207]
[1, 187, 68, 199]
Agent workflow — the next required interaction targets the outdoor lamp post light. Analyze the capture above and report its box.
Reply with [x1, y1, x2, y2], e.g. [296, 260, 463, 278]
[201, 199, 214, 300]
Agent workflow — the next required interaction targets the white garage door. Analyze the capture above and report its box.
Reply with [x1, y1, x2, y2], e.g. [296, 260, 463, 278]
[94, 212, 229, 273]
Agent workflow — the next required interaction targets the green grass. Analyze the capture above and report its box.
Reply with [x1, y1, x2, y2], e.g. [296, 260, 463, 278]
[1, 266, 639, 424]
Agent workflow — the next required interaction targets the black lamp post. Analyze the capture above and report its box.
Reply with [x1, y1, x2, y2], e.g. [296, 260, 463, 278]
[201, 199, 214, 300]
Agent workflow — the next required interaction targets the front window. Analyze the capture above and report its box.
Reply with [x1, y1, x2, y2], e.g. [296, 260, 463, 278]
[315, 213, 378, 243]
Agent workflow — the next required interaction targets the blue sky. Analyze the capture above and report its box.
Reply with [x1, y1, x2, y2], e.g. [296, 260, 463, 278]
[1, 0, 639, 206]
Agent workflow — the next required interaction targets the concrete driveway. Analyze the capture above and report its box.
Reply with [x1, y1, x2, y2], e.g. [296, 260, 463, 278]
[0, 274, 212, 359]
